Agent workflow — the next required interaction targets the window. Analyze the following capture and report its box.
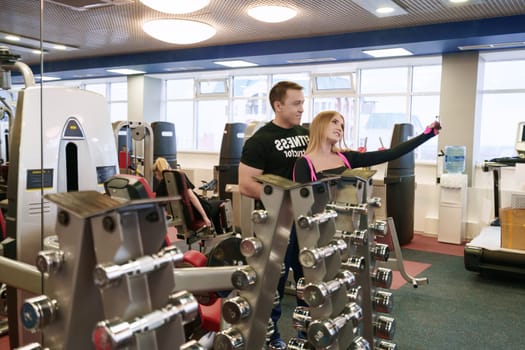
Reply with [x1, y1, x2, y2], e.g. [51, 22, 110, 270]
[479, 59, 525, 161]
[109, 82, 128, 123]
[84, 83, 106, 97]
[197, 79, 228, 96]
[148, 60, 442, 157]
[196, 100, 228, 151]
[232, 75, 268, 123]
[357, 66, 440, 160]
[166, 79, 195, 150]
[360, 67, 408, 94]
[314, 74, 354, 92]
[167, 79, 193, 99]
[167, 100, 194, 150]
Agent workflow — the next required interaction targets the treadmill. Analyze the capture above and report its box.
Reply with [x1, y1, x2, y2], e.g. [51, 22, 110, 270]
[465, 123, 525, 275]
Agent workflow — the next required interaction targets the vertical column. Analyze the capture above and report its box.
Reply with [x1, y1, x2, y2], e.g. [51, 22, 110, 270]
[128, 75, 162, 123]
[439, 51, 482, 184]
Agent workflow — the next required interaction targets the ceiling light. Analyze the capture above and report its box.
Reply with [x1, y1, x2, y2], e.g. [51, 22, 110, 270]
[351, 0, 407, 17]
[39, 76, 61, 82]
[164, 66, 204, 71]
[213, 60, 258, 68]
[376, 7, 395, 14]
[458, 42, 525, 50]
[287, 57, 337, 63]
[107, 68, 146, 75]
[143, 19, 216, 44]
[362, 48, 413, 58]
[248, 6, 297, 23]
[52, 44, 67, 50]
[140, 0, 210, 14]
[440, 0, 483, 6]
[0, 31, 78, 52]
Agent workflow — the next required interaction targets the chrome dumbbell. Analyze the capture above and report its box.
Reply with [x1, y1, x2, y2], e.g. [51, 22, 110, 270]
[373, 315, 396, 340]
[92, 291, 198, 350]
[371, 267, 393, 289]
[35, 250, 65, 274]
[231, 266, 257, 290]
[292, 306, 311, 331]
[180, 340, 205, 350]
[266, 318, 275, 342]
[251, 209, 269, 224]
[350, 336, 371, 350]
[296, 277, 307, 300]
[214, 327, 244, 350]
[287, 337, 315, 350]
[273, 290, 281, 307]
[370, 243, 390, 262]
[93, 245, 183, 288]
[240, 237, 264, 257]
[297, 209, 337, 229]
[299, 239, 347, 268]
[13, 343, 50, 350]
[303, 270, 356, 307]
[372, 290, 394, 313]
[367, 196, 382, 208]
[20, 295, 58, 332]
[307, 302, 363, 348]
[222, 296, 251, 324]
[339, 229, 368, 246]
[374, 339, 398, 350]
[369, 220, 388, 237]
[347, 285, 363, 305]
[341, 256, 367, 273]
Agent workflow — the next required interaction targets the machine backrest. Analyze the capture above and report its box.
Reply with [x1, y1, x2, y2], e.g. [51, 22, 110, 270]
[104, 174, 155, 200]
[163, 169, 207, 232]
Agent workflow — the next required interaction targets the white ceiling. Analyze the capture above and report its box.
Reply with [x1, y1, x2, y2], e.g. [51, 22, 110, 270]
[1, 0, 525, 81]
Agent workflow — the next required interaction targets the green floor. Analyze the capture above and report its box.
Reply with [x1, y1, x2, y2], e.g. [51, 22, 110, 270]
[279, 249, 525, 349]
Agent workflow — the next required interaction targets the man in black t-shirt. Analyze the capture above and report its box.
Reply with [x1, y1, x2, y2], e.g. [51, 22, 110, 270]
[239, 81, 309, 349]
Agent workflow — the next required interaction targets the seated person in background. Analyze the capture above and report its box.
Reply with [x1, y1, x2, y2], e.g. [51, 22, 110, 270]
[153, 157, 225, 234]
[293, 110, 441, 182]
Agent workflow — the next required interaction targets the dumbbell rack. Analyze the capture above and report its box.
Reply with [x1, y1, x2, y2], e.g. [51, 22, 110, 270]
[288, 170, 397, 350]
[17, 191, 200, 350]
[213, 174, 298, 350]
[214, 172, 397, 350]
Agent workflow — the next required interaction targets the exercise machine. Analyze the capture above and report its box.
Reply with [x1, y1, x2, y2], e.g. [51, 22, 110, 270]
[1, 47, 119, 347]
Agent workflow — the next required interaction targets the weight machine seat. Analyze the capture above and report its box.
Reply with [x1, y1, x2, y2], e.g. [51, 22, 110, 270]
[162, 170, 215, 245]
[0, 209, 5, 239]
[182, 250, 222, 333]
[104, 174, 171, 246]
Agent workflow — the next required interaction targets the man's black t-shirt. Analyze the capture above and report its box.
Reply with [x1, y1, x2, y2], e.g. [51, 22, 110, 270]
[241, 122, 309, 180]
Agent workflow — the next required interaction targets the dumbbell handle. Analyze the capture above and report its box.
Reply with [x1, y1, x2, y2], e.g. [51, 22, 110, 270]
[94, 245, 183, 288]
[93, 291, 197, 350]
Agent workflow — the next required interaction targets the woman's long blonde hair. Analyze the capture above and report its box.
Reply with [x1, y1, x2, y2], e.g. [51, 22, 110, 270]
[305, 110, 348, 154]
[153, 157, 171, 173]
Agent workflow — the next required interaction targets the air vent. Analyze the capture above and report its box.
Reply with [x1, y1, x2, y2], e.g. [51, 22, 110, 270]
[45, 0, 132, 11]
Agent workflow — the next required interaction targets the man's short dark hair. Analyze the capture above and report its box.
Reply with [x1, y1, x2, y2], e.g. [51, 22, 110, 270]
[269, 81, 303, 112]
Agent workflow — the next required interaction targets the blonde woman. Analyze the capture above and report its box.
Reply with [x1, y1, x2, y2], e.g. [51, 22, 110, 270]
[293, 110, 441, 182]
[153, 157, 213, 229]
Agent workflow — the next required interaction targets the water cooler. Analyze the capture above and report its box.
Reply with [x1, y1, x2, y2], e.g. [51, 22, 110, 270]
[384, 123, 415, 245]
[214, 122, 247, 200]
[438, 146, 468, 244]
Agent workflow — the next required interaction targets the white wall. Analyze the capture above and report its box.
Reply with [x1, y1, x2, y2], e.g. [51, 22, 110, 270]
[178, 150, 525, 241]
